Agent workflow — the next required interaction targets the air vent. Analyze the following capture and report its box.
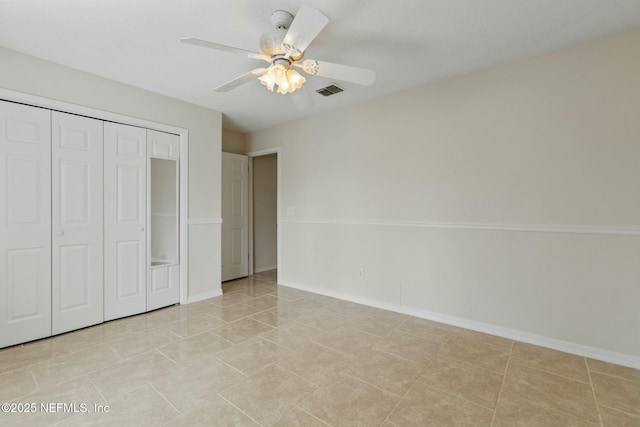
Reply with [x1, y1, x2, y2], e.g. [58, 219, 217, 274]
[316, 84, 344, 97]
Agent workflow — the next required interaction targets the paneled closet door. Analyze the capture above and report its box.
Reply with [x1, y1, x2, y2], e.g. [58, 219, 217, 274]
[0, 101, 51, 348]
[104, 122, 147, 321]
[51, 112, 104, 334]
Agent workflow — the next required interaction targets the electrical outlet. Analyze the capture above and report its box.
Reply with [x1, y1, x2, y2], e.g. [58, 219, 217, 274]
[358, 268, 365, 280]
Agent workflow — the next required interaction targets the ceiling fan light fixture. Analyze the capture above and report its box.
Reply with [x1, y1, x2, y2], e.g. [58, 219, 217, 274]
[258, 64, 279, 91]
[287, 68, 306, 90]
[258, 64, 306, 94]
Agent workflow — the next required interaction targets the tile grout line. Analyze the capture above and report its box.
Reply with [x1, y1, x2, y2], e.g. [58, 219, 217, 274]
[412, 331, 508, 413]
[86, 374, 109, 405]
[434, 351, 509, 377]
[259, 335, 302, 353]
[507, 358, 594, 385]
[0, 361, 36, 378]
[490, 339, 514, 427]
[585, 358, 605, 427]
[495, 357, 605, 425]
[263, 388, 320, 427]
[588, 369, 640, 384]
[148, 383, 182, 416]
[211, 355, 251, 378]
[283, 319, 332, 336]
[382, 330, 453, 425]
[392, 325, 451, 343]
[372, 346, 432, 366]
[379, 372, 424, 425]
[216, 392, 265, 426]
[28, 367, 42, 393]
[421, 383, 502, 413]
[156, 347, 181, 365]
[32, 351, 128, 392]
[0, 367, 40, 403]
[108, 341, 126, 362]
[597, 404, 640, 419]
[261, 358, 323, 387]
[293, 405, 333, 426]
[339, 371, 408, 399]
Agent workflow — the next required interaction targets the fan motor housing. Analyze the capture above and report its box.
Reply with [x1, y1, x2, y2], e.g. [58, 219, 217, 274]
[259, 27, 287, 56]
[259, 10, 302, 60]
[270, 10, 293, 28]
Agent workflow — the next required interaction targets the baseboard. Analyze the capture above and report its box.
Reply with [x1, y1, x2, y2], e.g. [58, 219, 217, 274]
[279, 280, 640, 370]
[255, 265, 277, 273]
[184, 288, 222, 304]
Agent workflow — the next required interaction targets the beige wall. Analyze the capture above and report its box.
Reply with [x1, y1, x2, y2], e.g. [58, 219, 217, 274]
[253, 154, 277, 272]
[222, 129, 246, 154]
[247, 28, 640, 364]
[0, 46, 223, 299]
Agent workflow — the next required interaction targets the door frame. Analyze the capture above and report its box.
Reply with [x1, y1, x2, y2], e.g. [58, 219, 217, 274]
[0, 88, 190, 305]
[246, 148, 281, 277]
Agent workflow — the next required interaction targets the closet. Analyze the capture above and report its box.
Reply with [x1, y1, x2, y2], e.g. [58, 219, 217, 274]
[0, 99, 181, 348]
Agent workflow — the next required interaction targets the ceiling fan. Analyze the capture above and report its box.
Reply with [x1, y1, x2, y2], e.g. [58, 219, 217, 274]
[181, 5, 376, 94]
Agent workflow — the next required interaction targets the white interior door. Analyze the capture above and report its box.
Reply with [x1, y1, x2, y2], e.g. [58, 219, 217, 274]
[0, 101, 51, 347]
[104, 122, 147, 321]
[222, 152, 249, 281]
[51, 112, 104, 334]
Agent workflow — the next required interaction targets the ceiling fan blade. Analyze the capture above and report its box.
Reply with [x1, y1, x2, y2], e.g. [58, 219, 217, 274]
[180, 38, 270, 61]
[214, 68, 268, 93]
[281, 5, 329, 57]
[296, 60, 376, 86]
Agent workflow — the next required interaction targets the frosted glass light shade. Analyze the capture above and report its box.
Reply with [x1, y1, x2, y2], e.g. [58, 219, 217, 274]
[259, 64, 306, 94]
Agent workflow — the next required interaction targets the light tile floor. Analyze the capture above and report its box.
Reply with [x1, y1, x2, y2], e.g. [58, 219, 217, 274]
[1, 269, 638, 426]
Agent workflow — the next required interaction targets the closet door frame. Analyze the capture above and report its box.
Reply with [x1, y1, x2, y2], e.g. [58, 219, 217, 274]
[0, 88, 190, 307]
[146, 130, 181, 311]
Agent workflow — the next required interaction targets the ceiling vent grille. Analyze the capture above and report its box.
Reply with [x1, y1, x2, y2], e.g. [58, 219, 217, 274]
[316, 84, 344, 97]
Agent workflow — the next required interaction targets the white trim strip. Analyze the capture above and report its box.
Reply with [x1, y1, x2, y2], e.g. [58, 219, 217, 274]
[254, 265, 277, 273]
[185, 289, 222, 304]
[246, 148, 280, 157]
[279, 280, 640, 369]
[279, 217, 640, 236]
[179, 134, 189, 305]
[0, 88, 183, 135]
[188, 218, 223, 225]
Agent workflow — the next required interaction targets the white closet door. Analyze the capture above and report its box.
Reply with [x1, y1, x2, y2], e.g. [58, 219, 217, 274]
[0, 101, 51, 348]
[221, 152, 248, 281]
[147, 129, 179, 160]
[51, 112, 104, 334]
[104, 122, 147, 321]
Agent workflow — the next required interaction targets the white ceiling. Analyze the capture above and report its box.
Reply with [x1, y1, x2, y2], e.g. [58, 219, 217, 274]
[1, 0, 639, 133]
